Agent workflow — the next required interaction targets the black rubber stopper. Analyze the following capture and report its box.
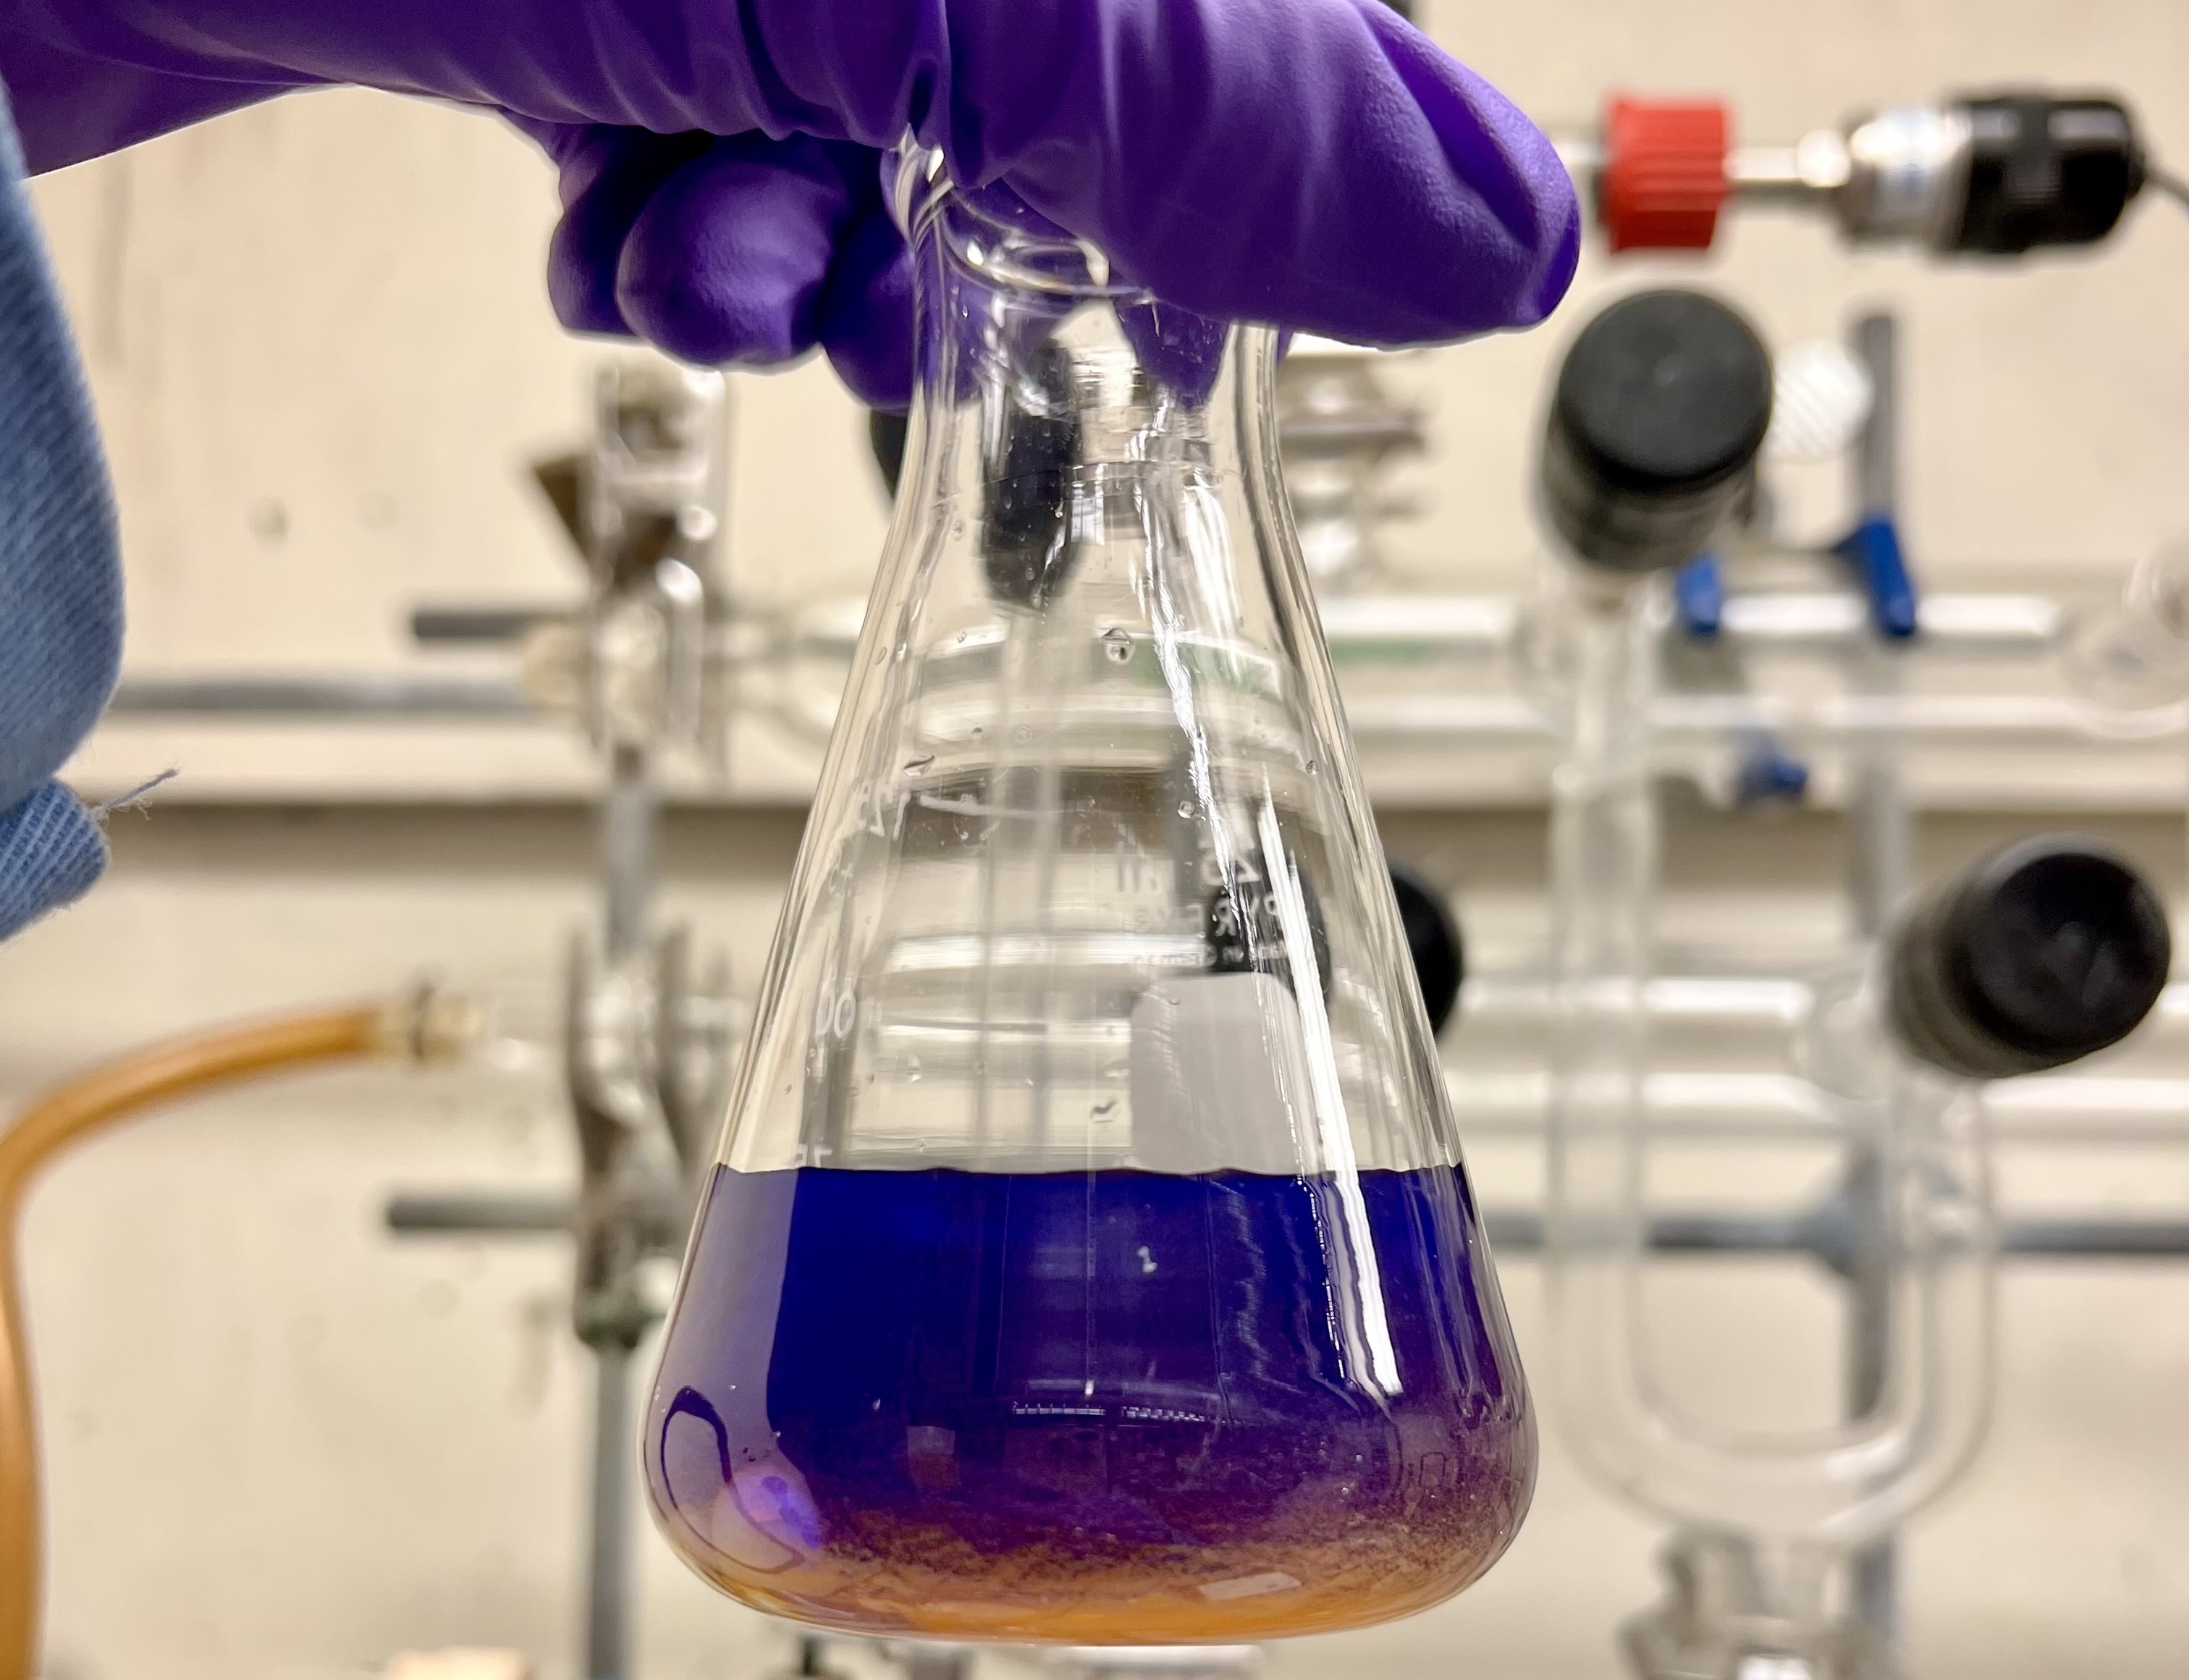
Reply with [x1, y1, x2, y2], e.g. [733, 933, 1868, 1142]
[1389, 861, 1465, 1036]
[1952, 93, 2145, 256]
[982, 340, 1081, 607]
[868, 408, 909, 499]
[1540, 289, 1773, 574]
[1888, 835, 2172, 1079]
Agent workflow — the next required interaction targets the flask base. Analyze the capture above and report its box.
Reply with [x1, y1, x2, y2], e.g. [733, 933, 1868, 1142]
[666, 1532, 1503, 1642]
[645, 1165, 1533, 1642]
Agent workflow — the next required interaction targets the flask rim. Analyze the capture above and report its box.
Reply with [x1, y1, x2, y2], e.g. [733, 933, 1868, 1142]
[889, 142, 1170, 305]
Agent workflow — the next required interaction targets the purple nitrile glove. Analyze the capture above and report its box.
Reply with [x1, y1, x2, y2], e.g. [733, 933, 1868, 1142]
[0, 0, 1578, 407]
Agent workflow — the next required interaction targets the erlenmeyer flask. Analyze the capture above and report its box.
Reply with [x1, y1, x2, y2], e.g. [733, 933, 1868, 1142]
[643, 150, 1532, 1642]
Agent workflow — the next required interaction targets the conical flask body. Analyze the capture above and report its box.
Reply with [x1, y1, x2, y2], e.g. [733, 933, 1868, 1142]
[645, 159, 1533, 1640]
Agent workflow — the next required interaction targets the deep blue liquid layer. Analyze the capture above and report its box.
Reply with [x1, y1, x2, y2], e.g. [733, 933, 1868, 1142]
[646, 1164, 1533, 1636]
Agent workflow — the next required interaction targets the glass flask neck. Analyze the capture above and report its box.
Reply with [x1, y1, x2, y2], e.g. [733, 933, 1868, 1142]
[890, 149, 1277, 605]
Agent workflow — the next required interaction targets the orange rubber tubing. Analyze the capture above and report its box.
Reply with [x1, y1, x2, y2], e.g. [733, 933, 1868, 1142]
[0, 1005, 397, 1680]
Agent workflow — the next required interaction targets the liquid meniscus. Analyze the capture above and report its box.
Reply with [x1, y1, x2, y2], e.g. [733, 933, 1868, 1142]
[645, 1164, 1533, 1641]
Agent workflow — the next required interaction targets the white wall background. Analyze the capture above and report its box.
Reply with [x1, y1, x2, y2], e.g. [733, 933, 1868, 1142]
[6, 1, 2189, 1677]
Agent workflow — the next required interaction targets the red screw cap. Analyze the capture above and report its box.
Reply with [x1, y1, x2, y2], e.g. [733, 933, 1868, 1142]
[1600, 97, 1731, 253]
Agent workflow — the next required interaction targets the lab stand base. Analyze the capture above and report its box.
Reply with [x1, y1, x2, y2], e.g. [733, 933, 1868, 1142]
[1623, 1532, 1901, 1680]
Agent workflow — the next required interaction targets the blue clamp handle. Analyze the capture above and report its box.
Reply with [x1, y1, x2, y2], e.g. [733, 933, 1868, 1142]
[1833, 515, 1918, 640]
[1674, 551, 1810, 807]
[1674, 553, 1724, 638]
[1734, 742, 1810, 808]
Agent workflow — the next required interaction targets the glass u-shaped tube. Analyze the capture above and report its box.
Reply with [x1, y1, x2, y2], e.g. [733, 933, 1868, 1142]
[1542, 571, 1997, 1545]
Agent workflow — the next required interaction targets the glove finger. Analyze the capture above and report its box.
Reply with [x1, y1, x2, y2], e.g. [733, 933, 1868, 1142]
[818, 199, 913, 411]
[616, 134, 862, 367]
[535, 124, 714, 337]
[969, 0, 1578, 343]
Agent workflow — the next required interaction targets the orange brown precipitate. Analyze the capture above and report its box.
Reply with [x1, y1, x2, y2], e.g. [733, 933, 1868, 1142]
[647, 1165, 1535, 1641]
[668, 1461, 1530, 1639]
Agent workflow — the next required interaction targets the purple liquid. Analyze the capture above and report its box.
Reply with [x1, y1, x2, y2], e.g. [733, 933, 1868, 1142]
[645, 1165, 1532, 1639]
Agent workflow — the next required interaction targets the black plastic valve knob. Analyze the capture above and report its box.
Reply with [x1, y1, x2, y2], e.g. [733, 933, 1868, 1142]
[1389, 861, 1466, 1037]
[1540, 288, 1773, 575]
[1887, 835, 2172, 1080]
[982, 342, 1082, 608]
[1952, 93, 2146, 256]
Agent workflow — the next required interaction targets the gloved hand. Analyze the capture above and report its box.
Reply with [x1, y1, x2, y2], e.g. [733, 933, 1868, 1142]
[0, 0, 1579, 407]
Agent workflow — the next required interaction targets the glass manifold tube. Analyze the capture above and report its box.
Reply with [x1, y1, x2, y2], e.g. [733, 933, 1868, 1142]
[1542, 570, 1996, 1549]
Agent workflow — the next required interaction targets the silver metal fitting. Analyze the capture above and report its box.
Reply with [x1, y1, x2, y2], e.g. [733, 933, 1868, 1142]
[581, 361, 732, 761]
[1831, 104, 1974, 248]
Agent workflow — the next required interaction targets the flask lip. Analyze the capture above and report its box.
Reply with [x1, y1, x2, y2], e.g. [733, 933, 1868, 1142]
[888, 143, 1161, 303]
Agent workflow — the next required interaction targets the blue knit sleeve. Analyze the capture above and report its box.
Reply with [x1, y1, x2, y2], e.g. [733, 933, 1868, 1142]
[0, 80, 124, 942]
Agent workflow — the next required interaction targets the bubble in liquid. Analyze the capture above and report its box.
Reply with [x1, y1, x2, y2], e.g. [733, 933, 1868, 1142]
[1305, 759, 1318, 776]
[1013, 725, 1033, 746]
[1178, 800, 1197, 819]
[1101, 628, 1134, 664]
[903, 755, 935, 777]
